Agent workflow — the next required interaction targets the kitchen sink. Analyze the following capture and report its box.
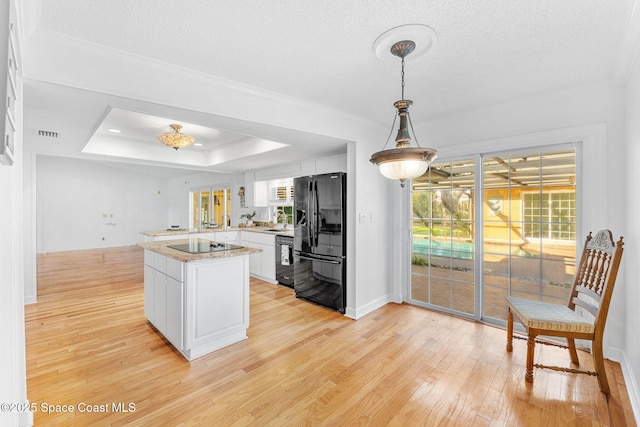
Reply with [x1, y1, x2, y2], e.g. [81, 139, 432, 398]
[265, 228, 287, 232]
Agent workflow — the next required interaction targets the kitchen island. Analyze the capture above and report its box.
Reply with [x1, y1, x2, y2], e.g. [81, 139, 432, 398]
[138, 238, 262, 361]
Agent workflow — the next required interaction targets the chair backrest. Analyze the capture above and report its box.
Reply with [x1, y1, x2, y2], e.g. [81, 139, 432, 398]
[568, 230, 624, 331]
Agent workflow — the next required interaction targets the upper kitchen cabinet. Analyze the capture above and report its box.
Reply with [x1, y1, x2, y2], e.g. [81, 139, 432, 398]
[243, 171, 268, 207]
[300, 154, 347, 176]
[0, 0, 20, 166]
[243, 154, 346, 207]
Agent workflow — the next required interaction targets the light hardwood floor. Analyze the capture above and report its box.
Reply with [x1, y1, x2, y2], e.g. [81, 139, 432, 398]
[26, 246, 636, 426]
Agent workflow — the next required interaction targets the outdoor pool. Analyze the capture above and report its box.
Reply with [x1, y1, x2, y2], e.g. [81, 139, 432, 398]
[412, 239, 534, 259]
[412, 239, 474, 259]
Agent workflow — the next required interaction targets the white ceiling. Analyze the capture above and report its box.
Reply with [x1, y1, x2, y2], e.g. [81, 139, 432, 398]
[19, 0, 638, 177]
[84, 108, 289, 168]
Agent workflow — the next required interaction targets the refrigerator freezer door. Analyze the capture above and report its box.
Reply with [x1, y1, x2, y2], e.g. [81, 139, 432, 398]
[294, 252, 345, 313]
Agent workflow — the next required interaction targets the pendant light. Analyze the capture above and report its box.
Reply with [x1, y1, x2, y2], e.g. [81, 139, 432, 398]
[370, 39, 438, 187]
[158, 124, 196, 150]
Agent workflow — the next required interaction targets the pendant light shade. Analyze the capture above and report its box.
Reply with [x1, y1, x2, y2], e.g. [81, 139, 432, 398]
[158, 124, 195, 150]
[372, 147, 438, 186]
[370, 36, 438, 187]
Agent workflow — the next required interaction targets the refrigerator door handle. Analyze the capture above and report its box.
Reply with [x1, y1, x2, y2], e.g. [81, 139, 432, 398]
[307, 180, 314, 248]
[296, 254, 341, 265]
[313, 181, 320, 247]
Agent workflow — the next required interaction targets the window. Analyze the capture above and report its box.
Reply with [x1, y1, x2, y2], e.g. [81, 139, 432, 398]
[192, 185, 231, 228]
[522, 192, 575, 240]
[270, 184, 294, 203]
[268, 178, 294, 225]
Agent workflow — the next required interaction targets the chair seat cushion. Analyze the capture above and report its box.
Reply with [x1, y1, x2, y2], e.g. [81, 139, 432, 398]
[507, 297, 595, 334]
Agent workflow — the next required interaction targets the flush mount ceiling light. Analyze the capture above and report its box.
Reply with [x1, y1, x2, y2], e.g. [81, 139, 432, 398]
[370, 25, 438, 188]
[158, 124, 195, 150]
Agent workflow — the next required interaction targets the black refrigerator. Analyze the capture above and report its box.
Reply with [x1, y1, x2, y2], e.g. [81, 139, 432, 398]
[293, 172, 346, 313]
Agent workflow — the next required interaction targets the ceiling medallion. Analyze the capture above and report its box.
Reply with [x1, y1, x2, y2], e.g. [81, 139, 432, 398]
[158, 124, 195, 150]
[369, 29, 438, 188]
[372, 24, 437, 62]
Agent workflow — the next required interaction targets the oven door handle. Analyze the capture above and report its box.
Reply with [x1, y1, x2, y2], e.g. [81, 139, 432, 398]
[296, 254, 341, 265]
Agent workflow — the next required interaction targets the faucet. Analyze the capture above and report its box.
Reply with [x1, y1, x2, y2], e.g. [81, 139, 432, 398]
[274, 208, 289, 229]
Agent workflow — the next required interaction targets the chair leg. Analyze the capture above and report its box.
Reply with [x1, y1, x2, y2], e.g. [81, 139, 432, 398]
[592, 339, 610, 394]
[567, 338, 579, 365]
[526, 334, 535, 383]
[506, 309, 513, 352]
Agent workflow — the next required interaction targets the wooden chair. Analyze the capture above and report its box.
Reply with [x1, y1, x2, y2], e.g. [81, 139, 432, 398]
[506, 229, 624, 394]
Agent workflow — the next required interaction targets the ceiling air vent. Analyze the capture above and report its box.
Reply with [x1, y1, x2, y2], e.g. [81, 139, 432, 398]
[38, 130, 59, 138]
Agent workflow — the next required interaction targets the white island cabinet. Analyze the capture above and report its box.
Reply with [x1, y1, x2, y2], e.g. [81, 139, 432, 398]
[140, 239, 261, 361]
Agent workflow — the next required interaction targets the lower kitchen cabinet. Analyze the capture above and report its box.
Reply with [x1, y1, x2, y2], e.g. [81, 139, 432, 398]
[240, 231, 276, 284]
[144, 251, 184, 350]
[153, 272, 167, 335]
[197, 230, 240, 244]
[248, 250, 262, 277]
[143, 264, 155, 322]
[155, 233, 188, 241]
[165, 275, 184, 348]
[215, 231, 240, 244]
[260, 243, 276, 281]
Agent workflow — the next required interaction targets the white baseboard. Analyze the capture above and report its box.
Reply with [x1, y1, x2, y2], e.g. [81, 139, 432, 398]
[618, 351, 640, 425]
[345, 294, 391, 320]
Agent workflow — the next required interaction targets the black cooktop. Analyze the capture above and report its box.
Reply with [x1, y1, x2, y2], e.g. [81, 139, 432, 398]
[168, 241, 243, 254]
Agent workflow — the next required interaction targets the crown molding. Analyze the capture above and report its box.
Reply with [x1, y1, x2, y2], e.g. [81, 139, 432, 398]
[21, 29, 373, 138]
[23, 29, 290, 101]
[15, 0, 39, 41]
[613, 0, 640, 85]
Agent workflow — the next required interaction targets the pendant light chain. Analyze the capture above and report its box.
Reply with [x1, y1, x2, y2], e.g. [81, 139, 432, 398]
[400, 54, 422, 148]
[401, 56, 406, 100]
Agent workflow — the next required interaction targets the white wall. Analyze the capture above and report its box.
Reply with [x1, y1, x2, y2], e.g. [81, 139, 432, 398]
[624, 48, 640, 419]
[35, 155, 171, 253]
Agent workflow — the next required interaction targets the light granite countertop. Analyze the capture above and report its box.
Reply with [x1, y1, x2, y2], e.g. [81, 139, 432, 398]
[140, 226, 294, 238]
[137, 238, 263, 263]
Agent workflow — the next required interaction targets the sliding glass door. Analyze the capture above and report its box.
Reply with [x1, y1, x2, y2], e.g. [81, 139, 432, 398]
[482, 148, 576, 321]
[410, 147, 577, 322]
[410, 159, 477, 317]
